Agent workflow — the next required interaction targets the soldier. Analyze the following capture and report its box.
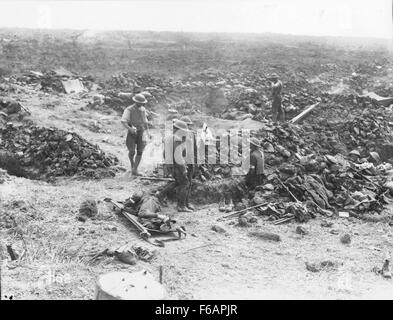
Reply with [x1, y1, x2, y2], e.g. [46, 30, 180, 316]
[121, 93, 149, 176]
[180, 116, 197, 211]
[269, 73, 284, 122]
[245, 137, 265, 189]
[163, 119, 194, 212]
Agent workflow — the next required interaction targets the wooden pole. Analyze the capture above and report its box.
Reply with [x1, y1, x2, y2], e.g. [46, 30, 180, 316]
[289, 102, 320, 124]
[217, 202, 269, 220]
[140, 177, 175, 182]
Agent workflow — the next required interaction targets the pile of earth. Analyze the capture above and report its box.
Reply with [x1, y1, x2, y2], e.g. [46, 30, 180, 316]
[0, 123, 119, 180]
[303, 94, 393, 156]
[12, 68, 96, 93]
[248, 107, 393, 221]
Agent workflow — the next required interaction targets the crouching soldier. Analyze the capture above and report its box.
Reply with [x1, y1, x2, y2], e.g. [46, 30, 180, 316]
[245, 137, 265, 189]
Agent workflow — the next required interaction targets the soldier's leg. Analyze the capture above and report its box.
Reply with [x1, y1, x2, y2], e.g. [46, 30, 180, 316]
[278, 102, 285, 122]
[126, 132, 136, 171]
[272, 100, 278, 122]
[133, 134, 146, 175]
[174, 166, 191, 212]
[185, 178, 194, 211]
[185, 165, 195, 210]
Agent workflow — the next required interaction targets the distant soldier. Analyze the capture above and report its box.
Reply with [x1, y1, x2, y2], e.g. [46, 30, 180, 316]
[269, 73, 284, 122]
[245, 137, 265, 189]
[121, 93, 149, 176]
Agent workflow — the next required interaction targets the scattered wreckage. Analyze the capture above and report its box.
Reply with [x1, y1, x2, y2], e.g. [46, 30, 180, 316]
[104, 192, 187, 247]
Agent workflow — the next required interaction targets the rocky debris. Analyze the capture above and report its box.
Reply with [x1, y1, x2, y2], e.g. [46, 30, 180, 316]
[0, 150, 27, 177]
[78, 199, 98, 221]
[132, 245, 157, 262]
[0, 168, 10, 183]
[16, 68, 92, 94]
[296, 226, 308, 235]
[340, 233, 351, 244]
[248, 231, 281, 242]
[0, 99, 22, 115]
[321, 220, 333, 228]
[112, 244, 157, 265]
[246, 102, 393, 221]
[238, 216, 251, 227]
[114, 245, 138, 265]
[305, 260, 339, 273]
[0, 123, 119, 180]
[6, 244, 19, 261]
[211, 225, 227, 234]
[372, 259, 392, 279]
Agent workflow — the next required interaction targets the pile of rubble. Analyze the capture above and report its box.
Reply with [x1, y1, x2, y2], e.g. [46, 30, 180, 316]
[188, 92, 393, 223]
[0, 123, 119, 180]
[248, 103, 393, 221]
[6, 67, 93, 94]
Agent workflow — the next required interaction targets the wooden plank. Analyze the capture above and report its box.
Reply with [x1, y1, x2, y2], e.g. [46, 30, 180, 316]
[289, 102, 320, 124]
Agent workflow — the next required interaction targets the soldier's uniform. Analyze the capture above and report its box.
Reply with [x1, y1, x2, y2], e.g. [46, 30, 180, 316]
[271, 75, 284, 122]
[162, 120, 194, 211]
[245, 138, 265, 189]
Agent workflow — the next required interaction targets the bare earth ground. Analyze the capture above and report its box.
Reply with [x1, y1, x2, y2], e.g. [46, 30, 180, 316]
[1, 89, 393, 300]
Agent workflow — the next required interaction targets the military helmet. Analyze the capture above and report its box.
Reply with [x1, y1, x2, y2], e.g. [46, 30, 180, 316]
[249, 137, 261, 148]
[180, 116, 193, 125]
[132, 93, 147, 104]
[173, 119, 189, 131]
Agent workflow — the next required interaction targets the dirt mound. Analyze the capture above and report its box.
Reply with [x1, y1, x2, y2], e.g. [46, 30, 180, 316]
[0, 123, 119, 180]
[250, 108, 393, 220]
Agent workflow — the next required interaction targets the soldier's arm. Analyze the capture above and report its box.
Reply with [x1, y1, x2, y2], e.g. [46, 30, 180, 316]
[121, 109, 136, 133]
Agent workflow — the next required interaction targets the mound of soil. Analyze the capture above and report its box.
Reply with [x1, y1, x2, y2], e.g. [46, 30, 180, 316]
[0, 123, 119, 180]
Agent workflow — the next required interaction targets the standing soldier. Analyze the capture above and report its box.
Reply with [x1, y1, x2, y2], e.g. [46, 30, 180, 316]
[180, 116, 196, 211]
[245, 137, 265, 189]
[269, 73, 284, 122]
[163, 119, 194, 212]
[121, 93, 149, 176]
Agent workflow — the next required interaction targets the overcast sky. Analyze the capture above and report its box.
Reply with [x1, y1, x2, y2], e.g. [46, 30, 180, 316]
[0, 0, 392, 38]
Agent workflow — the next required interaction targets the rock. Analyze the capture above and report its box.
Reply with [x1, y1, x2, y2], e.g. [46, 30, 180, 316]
[321, 220, 333, 228]
[373, 259, 392, 279]
[0, 124, 118, 179]
[77, 215, 87, 222]
[104, 225, 117, 232]
[383, 181, 393, 196]
[211, 225, 227, 234]
[252, 195, 265, 205]
[340, 233, 351, 244]
[79, 199, 98, 218]
[234, 202, 247, 211]
[262, 184, 275, 191]
[115, 248, 137, 265]
[305, 260, 337, 272]
[296, 226, 308, 235]
[248, 231, 281, 242]
[248, 217, 258, 224]
[369, 152, 381, 164]
[238, 217, 250, 227]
